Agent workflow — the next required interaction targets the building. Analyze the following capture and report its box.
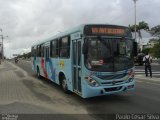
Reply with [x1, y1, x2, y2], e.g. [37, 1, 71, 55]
[142, 38, 159, 49]
[148, 38, 159, 47]
[132, 30, 159, 51]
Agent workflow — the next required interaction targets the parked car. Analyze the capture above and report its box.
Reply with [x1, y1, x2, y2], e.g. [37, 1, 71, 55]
[134, 53, 145, 66]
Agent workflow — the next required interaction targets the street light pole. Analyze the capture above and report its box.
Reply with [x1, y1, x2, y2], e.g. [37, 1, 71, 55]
[133, 0, 138, 42]
[0, 29, 2, 61]
[2, 36, 4, 61]
[0, 35, 8, 61]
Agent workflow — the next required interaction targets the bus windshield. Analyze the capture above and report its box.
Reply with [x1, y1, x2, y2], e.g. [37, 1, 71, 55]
[84, 37, 134, 72]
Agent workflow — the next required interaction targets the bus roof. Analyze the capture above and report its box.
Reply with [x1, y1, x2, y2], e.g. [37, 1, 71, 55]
[32, 24, 85, 47]
[31, 24, 129, 47]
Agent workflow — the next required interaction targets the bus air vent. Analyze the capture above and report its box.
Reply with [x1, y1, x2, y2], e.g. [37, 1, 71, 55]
[104, 86, 122, 92]
[97, 74, 126, 80]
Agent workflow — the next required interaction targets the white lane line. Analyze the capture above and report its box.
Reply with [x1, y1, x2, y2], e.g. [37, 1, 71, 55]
[136, 80, 160, 86]
[136, 78, 160, 82]
[136, 77, 160, 80]
[135, 70, 159, 71]
[135, 74, 143, 76]
[136, 81, 143, 83]
[21, 60, 31, 63]
[135, 71, 160, 74]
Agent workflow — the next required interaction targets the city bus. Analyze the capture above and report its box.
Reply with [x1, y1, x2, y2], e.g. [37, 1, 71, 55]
[31, 24, 137, 98]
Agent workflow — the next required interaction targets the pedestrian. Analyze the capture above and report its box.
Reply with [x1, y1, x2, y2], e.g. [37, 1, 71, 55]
[143, 52, 152, 78]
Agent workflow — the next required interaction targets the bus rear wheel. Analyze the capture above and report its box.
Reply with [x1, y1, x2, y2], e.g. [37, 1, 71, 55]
[37, 67, 41, 78]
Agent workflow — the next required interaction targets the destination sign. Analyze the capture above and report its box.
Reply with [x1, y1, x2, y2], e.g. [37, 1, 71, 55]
[84, 25, 130, 37]
[91, 28, 125, 35]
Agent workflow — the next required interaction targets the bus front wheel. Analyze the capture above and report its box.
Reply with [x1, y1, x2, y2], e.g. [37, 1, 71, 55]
[60, 75, 69, 93]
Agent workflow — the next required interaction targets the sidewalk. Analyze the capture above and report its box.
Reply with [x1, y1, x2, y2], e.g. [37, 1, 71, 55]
[0, 61, 36, 104]
[0, 61, 55, 113]
[0, 61, 89, 114]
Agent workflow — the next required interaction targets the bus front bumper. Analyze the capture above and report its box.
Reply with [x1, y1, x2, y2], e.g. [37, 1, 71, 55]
[82, 81, 135, 98]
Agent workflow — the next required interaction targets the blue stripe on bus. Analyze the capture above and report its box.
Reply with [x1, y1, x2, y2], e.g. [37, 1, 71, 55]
[49, 59, 56, 81]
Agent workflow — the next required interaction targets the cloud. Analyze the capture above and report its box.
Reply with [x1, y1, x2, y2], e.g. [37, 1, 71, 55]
[0, 0, 160, 58]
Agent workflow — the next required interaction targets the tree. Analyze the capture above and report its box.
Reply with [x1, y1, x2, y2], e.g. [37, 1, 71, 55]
[150, 25, 160, 41]
[138, 21, 149, 39]
[142, 48, 151, 55]
[129, 21, 149, 39]
[129, 24, 139, 32]
[129, 21, 149, 52]
[149, 25, 160, 58]
[150, 43, 160, 58]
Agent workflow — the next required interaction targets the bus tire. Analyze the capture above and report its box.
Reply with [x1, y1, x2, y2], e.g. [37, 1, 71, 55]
[37, 67, 41, 78]
[60, 74, 69, 93]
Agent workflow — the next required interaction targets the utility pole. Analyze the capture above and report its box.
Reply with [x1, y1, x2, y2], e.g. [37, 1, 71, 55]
[0, 29, 2, 62]
[2, 35, 4, 61]
[0, 35, 8, 61]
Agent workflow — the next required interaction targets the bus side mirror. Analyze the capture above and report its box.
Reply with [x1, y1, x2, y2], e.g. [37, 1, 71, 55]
[83, 42, 87, 54]
[133, 41, 138, 56]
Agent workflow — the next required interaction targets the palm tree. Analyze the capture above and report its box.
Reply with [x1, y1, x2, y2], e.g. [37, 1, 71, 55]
[138, 21, 149, 40]
[129, 21, 149, 52]
[129, 21, 149, 39]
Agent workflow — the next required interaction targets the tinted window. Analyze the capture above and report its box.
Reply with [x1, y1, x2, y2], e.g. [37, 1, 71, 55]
[41, 46, 44, 57]
[59, 36, 70, 58]
[50, 39, 59, 58]
[85, 37, 134, 72]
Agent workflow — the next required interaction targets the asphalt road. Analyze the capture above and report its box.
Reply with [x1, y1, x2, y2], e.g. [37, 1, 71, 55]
[7, 60, 160, 119]
[135, 64, 160, 78]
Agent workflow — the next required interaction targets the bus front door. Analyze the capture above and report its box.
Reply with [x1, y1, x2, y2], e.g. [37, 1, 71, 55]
[72, 39, 82, 94]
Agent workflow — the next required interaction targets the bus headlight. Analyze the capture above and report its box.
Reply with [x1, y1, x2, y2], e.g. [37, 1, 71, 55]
[85, 77, 99, 87]
[128, 69, 134, 78]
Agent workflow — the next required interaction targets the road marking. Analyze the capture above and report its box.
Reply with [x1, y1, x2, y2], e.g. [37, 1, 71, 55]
[135, 70, 145, 71]
[21, 60, 31, 63]
[135, 72, 160, 74]
[136, 74, 143, 76]
[136, 80, 160, 86]
[136, 81, 143, 83]
[136, 77, 160, 82]
[135, 71, 160, 72]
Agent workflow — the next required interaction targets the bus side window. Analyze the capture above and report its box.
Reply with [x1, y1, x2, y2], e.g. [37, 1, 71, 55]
[41, 46, 44, 57]
[51, 39, 59, 58]
[36, 46, 39, 57]
[46, 47, 49, 60]
[39, 45, 42, 57]
[59, 36, 70, 58]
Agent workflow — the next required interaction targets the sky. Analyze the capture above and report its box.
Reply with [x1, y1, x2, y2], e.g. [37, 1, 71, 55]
[0, 0, 160, 58]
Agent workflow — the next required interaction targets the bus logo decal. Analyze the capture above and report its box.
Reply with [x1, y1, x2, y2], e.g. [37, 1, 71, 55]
[59, 60, 65, 69]
[49, 59, 55, 81]
[41, 58, 48, 78]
